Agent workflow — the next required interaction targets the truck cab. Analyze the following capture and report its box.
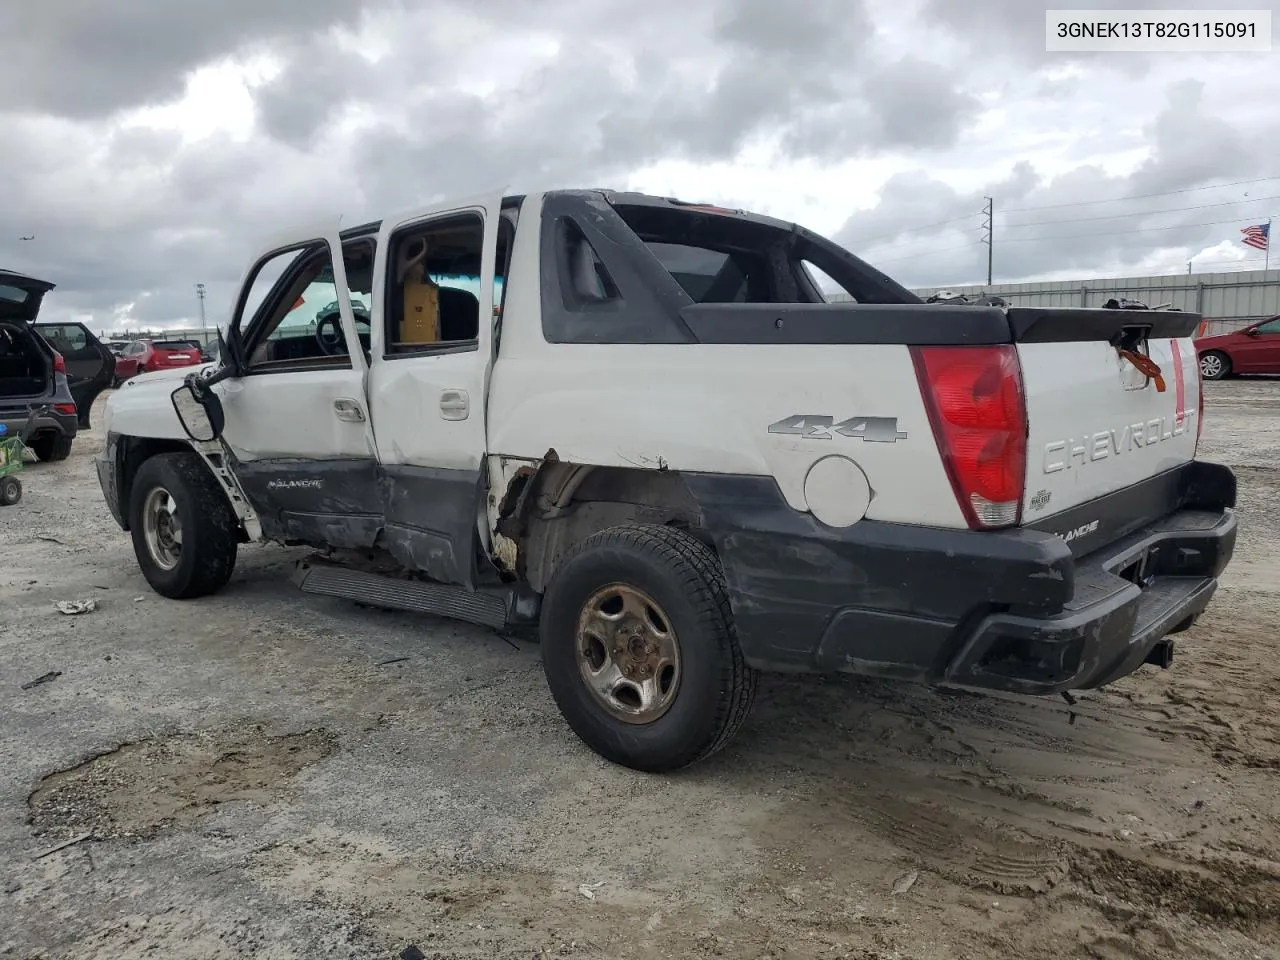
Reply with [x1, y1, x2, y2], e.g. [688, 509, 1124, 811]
[96, 189, 1238, 772]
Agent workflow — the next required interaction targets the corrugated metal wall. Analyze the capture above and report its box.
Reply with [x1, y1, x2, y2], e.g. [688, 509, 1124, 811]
[827, 268, 1280, 324]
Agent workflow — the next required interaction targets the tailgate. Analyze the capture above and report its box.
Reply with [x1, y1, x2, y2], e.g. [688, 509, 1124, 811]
[1011, 307, 1202, 526]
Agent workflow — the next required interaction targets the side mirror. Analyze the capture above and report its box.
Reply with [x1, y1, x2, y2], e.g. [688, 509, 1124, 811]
[1245, 327, 1260, 337]
[171, 380, 225, 443]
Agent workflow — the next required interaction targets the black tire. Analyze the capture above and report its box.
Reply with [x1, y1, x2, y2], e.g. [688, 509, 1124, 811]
[1199, 350, 1231, 380]
[0, 477, 20, 505]
[539, 522, 758, 772]
[30, 434, 73, 463]
[128, 452, 238, 599]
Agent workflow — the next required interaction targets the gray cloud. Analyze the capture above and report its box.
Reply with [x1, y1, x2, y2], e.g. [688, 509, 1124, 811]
[0, 0, 1275, 332]
[834, 81, 1280, 288]
[0, 0, 371, 119]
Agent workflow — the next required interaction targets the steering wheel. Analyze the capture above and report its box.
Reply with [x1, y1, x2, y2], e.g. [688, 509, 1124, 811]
[314, 310, 346, 356]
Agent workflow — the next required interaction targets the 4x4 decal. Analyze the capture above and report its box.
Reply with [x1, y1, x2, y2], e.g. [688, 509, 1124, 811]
[767, 415, 907, 442]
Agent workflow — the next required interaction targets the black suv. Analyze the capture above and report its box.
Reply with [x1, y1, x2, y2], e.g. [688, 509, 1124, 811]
[0, 269, 114, 461]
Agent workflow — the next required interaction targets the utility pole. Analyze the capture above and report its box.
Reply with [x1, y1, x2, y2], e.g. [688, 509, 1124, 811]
[195, 283, 207, 343]
[980, 197, 994, 286]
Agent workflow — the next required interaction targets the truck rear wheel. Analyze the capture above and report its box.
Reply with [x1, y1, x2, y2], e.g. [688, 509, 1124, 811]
[539, 522, 758, 772]
[128, 452, 238, 599]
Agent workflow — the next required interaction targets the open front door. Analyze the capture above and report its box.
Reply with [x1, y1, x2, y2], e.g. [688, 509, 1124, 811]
[213, 219, 382, 547]
[367, 192, 504, 587]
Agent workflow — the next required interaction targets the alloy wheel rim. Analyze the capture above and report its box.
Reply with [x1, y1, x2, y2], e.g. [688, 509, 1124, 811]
[575, 583, 682, 724]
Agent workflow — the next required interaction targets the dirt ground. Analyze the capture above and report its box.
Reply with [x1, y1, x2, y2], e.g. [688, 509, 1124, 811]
[2, 381, 1278, 960]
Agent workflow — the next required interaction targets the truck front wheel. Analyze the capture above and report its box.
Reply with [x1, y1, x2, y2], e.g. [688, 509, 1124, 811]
[128, 452, 238, 599]
[539, 522, 758, 772]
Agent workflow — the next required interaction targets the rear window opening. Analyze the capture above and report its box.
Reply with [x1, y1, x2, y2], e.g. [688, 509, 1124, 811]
[154, 340, 200, 350]
[609, 201, 919, 307]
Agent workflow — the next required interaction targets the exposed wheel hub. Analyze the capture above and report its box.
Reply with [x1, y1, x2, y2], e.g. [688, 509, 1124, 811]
[142, 486, 183, 572]
[576, 584, 682, 724]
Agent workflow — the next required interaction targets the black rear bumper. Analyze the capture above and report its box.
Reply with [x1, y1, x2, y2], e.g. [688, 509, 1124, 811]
[684, 461, 1237, 695]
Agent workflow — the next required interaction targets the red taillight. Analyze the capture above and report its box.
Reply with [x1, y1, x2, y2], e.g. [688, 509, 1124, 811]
[52, 351, 66, 374]
[54, 403, 76, 416]
[911, 344, 1028, 530]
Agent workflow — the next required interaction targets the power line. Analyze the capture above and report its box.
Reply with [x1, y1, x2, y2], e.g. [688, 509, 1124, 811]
[1000, 175, 1280, 213]
[1003, 193, 1280, 229]
[998, 212, 1275, 244]
[869, 241, 981, 266]
[844, 212, 981, 248]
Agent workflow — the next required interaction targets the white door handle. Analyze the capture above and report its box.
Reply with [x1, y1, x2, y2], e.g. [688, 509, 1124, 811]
[333, 398, 366, 422]
[439, 389, 469, 420]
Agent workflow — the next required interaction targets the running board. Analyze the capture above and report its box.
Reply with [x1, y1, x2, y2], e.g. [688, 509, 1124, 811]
[292, 558, 524, 631]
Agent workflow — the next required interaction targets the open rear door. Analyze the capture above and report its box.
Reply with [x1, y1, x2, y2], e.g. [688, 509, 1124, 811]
[365, 192, 504, 587]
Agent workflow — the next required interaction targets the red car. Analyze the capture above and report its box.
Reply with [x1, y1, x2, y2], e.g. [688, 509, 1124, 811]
[1196, 315, 1280, 380]
[113, 339, 204, 384]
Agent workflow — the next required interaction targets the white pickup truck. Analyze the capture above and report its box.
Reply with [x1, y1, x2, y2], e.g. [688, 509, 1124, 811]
[96, 189, 1238, 772]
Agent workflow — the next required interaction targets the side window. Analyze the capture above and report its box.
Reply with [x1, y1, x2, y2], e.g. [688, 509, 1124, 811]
[798, 260, 853, 302]
[238, 241, 373, 371]
[61, 325, 89, 352]
[1254, 318, 1280, 334]
[385, 214, 485, 356]
[41, 325, 83, 354]
[559, 219, 620, 307]
[641, 241, 774, 303]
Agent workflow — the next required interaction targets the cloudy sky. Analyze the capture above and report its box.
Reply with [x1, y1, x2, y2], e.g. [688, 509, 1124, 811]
[2, 0, 1277, 332]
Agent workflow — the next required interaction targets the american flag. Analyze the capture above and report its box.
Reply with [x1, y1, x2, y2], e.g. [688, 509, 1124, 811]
[1241, 222, 1270, 250]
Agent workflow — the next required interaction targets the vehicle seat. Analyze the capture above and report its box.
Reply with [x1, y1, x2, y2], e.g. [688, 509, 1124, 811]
[439, 287, 479, 341]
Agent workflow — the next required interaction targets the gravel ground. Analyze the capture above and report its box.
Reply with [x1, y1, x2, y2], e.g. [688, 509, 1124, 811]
[2, 381, 1279, 960]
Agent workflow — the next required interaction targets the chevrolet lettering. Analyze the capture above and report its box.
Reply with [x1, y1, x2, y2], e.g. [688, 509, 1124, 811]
[1043, 411, 1195, 474]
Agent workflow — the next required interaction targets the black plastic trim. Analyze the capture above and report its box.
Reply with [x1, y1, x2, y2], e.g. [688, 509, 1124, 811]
[680, 302, 1012, 345]
[232, 456, 384, 550]
[682, 465, 1237, 695]
[1025, 460, 1236, 558]
[229, 454, 484, 587]
[378, 464, 486, 589]
[379, 339, 479, 361]
[539, 193, 697, 344]
[1008, 307, 1202, 343]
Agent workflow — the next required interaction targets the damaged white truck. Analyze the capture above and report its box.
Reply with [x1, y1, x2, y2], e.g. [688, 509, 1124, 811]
[96, 189, 1238, 772]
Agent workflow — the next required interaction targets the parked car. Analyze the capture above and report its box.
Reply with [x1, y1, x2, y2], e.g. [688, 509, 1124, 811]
[32, 321, 115, 428]
[104, 339, 133, 356]
[0, 269, 82, 461]
[1196, 315, 1280, 379]
[113, 338, 206, 384]
[95, 189, 1236, 772]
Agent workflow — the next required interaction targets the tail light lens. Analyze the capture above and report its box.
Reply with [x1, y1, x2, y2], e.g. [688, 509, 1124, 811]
[54, 403, 77, 416]
[52, 351, 66, 374]
[911, 344, 1028, 530]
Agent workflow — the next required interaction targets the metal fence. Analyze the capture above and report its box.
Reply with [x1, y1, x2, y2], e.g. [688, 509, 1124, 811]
[827, 267, 1280, 326]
